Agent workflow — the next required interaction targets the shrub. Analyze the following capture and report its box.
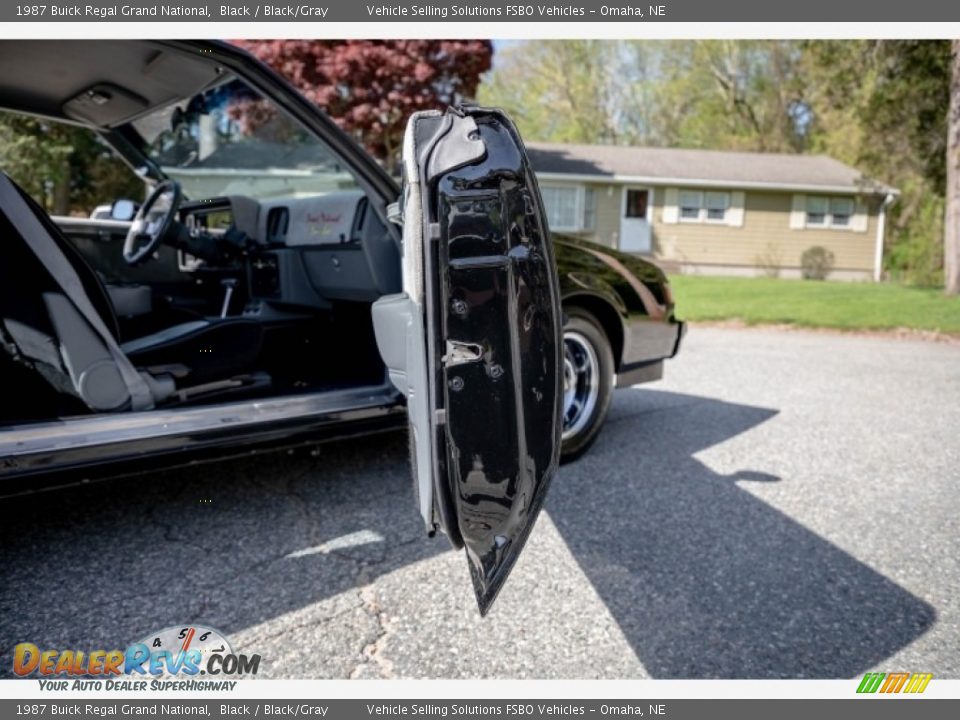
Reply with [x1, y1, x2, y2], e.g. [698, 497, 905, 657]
[800, 246, 835, 280]
[884, 191, 945, 287]
[754, 242, 782, 278]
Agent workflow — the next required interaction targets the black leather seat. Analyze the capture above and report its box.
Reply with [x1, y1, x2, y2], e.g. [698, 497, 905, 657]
[122, 318, 264, 385]
[0, 172, 264, 407]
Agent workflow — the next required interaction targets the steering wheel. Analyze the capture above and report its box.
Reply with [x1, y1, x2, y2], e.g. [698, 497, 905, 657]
[123, 180, 182, 266]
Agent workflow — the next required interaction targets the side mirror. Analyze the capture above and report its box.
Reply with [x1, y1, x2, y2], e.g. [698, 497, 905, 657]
[111, 199, 137, 221]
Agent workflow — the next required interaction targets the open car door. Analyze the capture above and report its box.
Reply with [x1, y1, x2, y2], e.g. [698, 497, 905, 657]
[372, 106, 563, 615]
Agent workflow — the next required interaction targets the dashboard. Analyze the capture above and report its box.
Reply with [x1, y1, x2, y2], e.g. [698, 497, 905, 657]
[180, 192, 401, 312]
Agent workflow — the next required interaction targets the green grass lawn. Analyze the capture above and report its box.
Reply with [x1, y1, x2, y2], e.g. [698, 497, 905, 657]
[668, 275, 960, 336]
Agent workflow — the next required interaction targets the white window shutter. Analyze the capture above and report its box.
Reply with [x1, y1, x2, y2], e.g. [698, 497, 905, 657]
[789, 194, 806, 229]
[851, 199, 869, 232]
[727, 191, 745, 227]
[662, 188, 679, 224]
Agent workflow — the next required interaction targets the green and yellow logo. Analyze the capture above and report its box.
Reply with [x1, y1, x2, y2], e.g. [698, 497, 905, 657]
[857, 672, 933, 694]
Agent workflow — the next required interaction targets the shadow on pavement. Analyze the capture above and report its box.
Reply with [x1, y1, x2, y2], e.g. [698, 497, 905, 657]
[0, 389, 935, 679]
[0, 430, 448, 677]
[549, 389, 935, 678]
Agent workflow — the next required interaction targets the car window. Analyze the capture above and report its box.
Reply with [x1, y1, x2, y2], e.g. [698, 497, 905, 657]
[131, 78, 360, 201]
[0, 110, 144, 218]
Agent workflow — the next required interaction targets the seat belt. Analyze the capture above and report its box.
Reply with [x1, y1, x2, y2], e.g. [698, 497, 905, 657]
[0, 173, 154, 411]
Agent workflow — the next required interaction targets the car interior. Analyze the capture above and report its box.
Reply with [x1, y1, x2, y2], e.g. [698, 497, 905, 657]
[0, 41, 402, 424]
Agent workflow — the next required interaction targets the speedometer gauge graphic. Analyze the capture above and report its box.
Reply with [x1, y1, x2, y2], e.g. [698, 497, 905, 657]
[134, 625, 233, 676]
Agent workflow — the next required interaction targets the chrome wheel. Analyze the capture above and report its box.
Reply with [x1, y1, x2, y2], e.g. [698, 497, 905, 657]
[562, 330, 600, 441]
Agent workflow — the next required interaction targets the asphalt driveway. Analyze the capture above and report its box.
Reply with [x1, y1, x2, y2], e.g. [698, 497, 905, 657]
[1, 326, 958, 679]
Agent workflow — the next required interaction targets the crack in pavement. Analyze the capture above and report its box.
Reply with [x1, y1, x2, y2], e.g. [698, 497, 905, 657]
[346, 534, 429, 679]
[22, 445, 425, 678]
[349, 567, 395, 679]
[218, 533, 426, 677]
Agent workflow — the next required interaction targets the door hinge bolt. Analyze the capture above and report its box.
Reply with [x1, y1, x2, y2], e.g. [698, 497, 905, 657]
[489, 364, 504, 379]
[451, 299, 468, 316]
[449, 376, 465, 392]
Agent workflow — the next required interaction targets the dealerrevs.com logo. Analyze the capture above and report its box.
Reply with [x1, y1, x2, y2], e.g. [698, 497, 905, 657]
[13, 625, 260, 691]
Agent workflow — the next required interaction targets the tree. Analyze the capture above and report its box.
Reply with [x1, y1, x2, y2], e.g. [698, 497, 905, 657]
[0, 115, 72, 213]
[946, 40, 960, 295]
[478, 40, 650, 145]
[0, 113, 142, 216]
[234, 40, 492, 168]
[478, 40, 808, 152]
[652, 41, 808, 153]
[804, 40, 952, 286]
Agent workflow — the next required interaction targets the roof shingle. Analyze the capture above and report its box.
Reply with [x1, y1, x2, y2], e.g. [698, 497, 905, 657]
[526, 142, 896, 194]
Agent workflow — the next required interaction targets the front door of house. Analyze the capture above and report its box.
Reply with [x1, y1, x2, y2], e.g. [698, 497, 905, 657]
[620, 187, 652, 253]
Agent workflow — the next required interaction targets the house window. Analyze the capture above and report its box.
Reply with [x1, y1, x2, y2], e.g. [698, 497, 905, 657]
[541, 186, 579, 230]
[806, 196, 855, 228]
[830, 197, 854, 227]
[541, 184, 595, 232]
[705, 192, 730, 222]
[679, 190, 730, 223]
[679, 190, 702, 221]
[805, 196, 828, 226]
[583, 187, 597, 230]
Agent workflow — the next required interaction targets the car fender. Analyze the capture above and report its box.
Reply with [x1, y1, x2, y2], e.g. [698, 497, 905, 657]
[556, 238, 681, 371]
[561, 288, 627, 366]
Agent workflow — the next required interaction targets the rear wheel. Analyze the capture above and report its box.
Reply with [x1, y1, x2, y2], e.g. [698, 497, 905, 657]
[560, 309, 614, 462]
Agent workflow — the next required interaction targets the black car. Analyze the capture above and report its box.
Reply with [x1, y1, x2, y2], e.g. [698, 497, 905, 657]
[0, 40, 683, 613]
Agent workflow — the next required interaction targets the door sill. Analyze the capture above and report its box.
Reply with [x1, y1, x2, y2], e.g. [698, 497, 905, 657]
[0, 384, 401, 479]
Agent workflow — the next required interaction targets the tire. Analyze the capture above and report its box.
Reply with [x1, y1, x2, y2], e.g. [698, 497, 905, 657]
[560, 308, 615, 463]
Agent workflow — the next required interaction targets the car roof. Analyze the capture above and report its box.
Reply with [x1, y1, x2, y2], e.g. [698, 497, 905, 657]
[0, 40, 225, 128]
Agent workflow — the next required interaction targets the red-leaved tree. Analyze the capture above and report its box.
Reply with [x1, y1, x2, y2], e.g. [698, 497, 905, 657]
[233, 40, 493, 169]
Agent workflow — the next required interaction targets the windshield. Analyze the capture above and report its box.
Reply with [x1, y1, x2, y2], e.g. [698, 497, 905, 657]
[131, 78, 359, 200]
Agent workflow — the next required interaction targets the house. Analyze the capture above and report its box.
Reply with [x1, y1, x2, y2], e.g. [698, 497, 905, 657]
[527, 142, 898, 281]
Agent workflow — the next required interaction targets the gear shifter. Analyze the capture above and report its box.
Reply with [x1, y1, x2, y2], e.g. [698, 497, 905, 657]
[220, 278, 238, 318]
